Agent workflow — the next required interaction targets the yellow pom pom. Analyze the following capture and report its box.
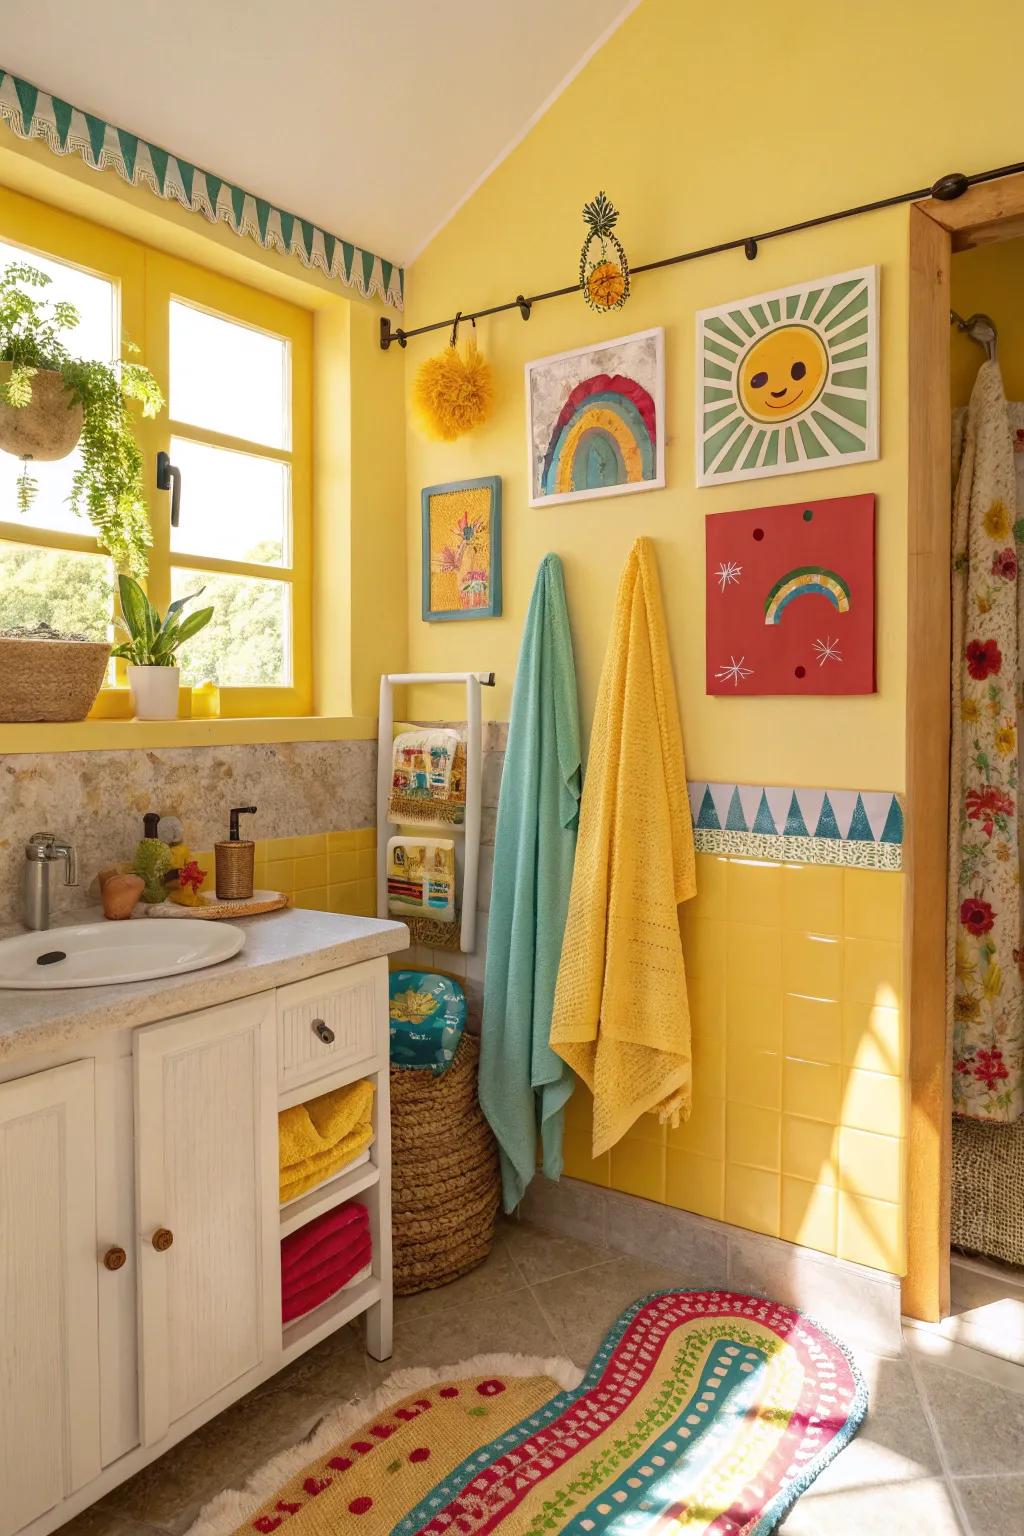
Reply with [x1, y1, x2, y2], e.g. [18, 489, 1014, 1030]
[412, 336, 494, 441]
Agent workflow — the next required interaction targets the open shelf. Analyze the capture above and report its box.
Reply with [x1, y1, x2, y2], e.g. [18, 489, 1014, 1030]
[277, 1059, 377, 1113]
[279, 1156, 379, 1238]
[282, 1271, 380, 1361]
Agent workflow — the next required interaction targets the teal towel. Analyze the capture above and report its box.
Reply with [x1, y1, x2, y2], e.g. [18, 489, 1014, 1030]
[479, 553, 582, 1212]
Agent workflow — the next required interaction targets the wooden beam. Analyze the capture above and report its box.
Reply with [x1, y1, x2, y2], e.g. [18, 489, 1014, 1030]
[902, 204, 953, 1323]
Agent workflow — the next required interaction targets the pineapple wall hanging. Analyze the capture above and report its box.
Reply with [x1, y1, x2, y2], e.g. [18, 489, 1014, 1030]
[579, 191, 630, 313]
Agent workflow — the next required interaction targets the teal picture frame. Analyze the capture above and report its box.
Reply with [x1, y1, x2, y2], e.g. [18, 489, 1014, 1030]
[421, 476, 502, 623]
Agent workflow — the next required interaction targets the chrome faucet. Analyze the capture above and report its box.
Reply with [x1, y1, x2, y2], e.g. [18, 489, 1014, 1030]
[24, 833, 78, 931]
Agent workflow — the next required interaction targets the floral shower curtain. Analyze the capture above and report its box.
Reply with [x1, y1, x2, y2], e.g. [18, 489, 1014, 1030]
[949, 359, 1024, 1123]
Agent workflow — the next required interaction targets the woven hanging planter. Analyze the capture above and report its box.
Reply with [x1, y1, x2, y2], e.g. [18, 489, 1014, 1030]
[390, 1031, 500, 1295]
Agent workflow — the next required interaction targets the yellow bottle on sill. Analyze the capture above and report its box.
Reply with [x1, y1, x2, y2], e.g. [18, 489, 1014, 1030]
[191, 681, 221, 718]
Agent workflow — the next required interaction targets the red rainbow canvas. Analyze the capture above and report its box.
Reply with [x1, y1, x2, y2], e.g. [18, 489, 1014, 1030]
[705, 492, 875, 695]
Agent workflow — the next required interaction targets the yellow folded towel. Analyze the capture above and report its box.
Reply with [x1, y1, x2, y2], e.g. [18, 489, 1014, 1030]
[550, 537, 696, 1155]
[279, 1080, 375, 1202]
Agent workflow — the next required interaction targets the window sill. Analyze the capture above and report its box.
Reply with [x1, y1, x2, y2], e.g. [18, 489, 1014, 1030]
[0, 715, 377, 754]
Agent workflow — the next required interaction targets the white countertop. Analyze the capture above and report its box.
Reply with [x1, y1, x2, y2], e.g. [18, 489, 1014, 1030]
[0, 906, 409, 1063]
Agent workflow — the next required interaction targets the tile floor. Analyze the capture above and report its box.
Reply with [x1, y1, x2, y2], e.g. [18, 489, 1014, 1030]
[57, 1221, 1024, 1536]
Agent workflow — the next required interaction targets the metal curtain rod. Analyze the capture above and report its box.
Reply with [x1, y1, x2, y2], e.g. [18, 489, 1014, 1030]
[379, 160, 1024, 352]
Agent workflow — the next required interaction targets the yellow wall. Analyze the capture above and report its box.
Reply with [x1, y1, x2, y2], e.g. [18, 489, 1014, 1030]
[189, 827, 377, 918]
[951, 236, 1024, 408]
[395, 0, 1024, 1274]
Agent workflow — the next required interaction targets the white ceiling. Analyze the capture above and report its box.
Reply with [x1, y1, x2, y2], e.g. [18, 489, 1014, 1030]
[1, 0, 638, 267]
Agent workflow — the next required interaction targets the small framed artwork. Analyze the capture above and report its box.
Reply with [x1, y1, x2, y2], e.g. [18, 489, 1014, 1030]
[705, 492, 875, 695]
[526, 326, 665, 506]
[421, 476, 502, 622]
[696, 266, 879, 487]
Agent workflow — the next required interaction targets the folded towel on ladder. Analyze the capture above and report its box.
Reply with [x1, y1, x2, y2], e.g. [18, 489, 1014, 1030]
[550, 537, 696, 1156]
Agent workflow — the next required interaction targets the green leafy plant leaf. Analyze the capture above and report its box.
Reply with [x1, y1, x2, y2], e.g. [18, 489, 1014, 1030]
[114, 576, 213, 666]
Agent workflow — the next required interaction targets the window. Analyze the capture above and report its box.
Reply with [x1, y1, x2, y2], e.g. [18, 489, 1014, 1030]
[0, 191, 312, 716]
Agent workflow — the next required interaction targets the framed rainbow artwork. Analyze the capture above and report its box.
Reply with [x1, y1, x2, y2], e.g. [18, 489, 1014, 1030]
[705, 493, 875, 695]
[695, 267, 879, 487]
[525, 327, 665, 506]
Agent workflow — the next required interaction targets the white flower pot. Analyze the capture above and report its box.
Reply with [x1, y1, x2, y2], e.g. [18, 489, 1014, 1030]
[127, 664, 180, 720]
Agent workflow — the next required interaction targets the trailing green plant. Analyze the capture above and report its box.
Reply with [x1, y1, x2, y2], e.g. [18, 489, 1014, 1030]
[0, 262, 164, 574]
[111, 574, 213, 667]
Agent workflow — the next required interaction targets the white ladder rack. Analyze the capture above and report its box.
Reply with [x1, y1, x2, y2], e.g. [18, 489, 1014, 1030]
[376, 671, 495, 954]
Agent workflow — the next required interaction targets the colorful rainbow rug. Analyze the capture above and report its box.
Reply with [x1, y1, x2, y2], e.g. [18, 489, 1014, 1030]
[189, 1290, 866, 1536]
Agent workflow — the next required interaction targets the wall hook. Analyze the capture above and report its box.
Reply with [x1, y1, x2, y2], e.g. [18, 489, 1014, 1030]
[450, 310, 463, 347]
[744, 237, 758, 261]
[379, 316, 407, 351]
[515, 294, 532, 321]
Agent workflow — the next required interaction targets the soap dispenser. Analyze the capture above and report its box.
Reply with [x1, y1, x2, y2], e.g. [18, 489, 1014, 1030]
[134, 812, 173, 903]
[215, 805, 257, 900]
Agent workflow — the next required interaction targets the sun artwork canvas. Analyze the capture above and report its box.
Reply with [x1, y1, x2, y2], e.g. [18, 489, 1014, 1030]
[526, 327, 664, 506]
[706, 493, 875, 696]
[696, 267, 878, 486]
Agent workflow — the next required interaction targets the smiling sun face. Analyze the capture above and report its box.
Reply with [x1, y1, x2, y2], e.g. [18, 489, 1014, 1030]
[738, 325, 829, 424]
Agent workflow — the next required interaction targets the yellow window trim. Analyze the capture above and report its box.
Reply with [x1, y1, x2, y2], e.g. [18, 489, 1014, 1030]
[0, 182, 314, 717]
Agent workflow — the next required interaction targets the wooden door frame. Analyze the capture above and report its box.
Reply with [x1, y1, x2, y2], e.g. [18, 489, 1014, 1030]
[905, 171, 1024, 1321]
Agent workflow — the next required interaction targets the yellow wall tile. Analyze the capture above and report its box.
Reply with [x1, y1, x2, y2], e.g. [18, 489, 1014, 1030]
[329, 850, 359, 883]
[265, 857, 294, 892]
[842, 1001, 904, 1076]
[266, 833, 326, 859]
[727, 923, 782, 989]
[691, 853, 727, 917]
[726, 859, 783, 927]
[294, 853, 328, 890]
[610, 1137, 666, 1201]
[783, 1058, 842, 1122]
[328, 882, 359, 913]
[354, 879, 377, 916]
[328, 829, 361, 852]
[727, 1049, 781, 1111]
[726, 1103, 780, 1171]
[783, 931, 842, 1001]
[781, 1178, 837, 1255]
[725, 1165, 780, 1238]
[681, 915, 725, 980]
[357, 848, 377, 879]
[293, 887, 328, 911]
[691, 1021, 725, 1099]
[563, 1136, 610, 1188]
[844, 868, 903, 942]
[784, 994, 842, 1064]
[623, 1116, 668, 1147]
[666, 1149, 724, 1220]
[838, 1191, 906, 1272]
[353, 827, 376, 849]
[669, 1095, 725, 1158]
[839, 1127, 905, 1202]
[727, 985, 782, 1053]
[843, 937, 902, 1008]
[782, 864, 843, 936]
[842, 1069, 906, 1136]
[782, 1115, 838, 1186]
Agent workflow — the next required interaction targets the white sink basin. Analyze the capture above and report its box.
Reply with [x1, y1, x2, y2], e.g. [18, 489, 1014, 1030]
[0, 920, 246, 989]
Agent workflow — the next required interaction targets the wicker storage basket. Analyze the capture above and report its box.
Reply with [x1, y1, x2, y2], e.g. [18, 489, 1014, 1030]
[0, 635, 111, 722]
[390, 1031, 500, 1295]
[952, 1114, 1024, 1267]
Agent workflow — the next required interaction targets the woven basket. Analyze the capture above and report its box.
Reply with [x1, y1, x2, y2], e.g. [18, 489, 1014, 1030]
[390, 1031, 500, 1295]
[952, 1113, 1024, 1267]
[0, 635, 110, 722]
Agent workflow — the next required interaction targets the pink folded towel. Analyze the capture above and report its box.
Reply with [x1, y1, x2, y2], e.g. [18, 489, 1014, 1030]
[282, 1226, 370, 1296]
[281, 1237, 372, 1324]
[281, 1203, 369, 1284]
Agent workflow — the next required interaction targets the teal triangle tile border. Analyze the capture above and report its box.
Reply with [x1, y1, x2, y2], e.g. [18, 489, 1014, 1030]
[685, 781, 903, 869]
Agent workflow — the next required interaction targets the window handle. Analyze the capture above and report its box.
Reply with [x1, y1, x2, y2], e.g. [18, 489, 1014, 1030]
[156, 451, 181, 528]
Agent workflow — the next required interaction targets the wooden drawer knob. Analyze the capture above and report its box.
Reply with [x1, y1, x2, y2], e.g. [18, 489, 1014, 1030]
[152, 1227, 174, 1252]
[312, 1018, 335, 1045]
[102, 1245, 127, 1271]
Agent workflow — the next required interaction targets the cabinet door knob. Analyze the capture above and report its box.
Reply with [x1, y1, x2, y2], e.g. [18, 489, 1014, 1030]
[102, 1245, 127, 1271]
[312, 1018, 335, 1044]
[152, 1227, 174, 1252]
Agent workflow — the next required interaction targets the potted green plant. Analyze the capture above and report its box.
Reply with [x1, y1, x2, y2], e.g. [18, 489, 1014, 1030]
[112, 575, 213, 720]
[0, 261, 163, 576]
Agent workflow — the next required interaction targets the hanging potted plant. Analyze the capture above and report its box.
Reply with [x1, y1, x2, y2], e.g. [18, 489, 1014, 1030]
[112, 575, 214, 720]
[0, 261, 163, 576]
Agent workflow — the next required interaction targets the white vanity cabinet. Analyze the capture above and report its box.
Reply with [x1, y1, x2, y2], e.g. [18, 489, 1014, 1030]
[0, 1060, 102, 1536]
[0, 917, 401, 1536]
[134, 991, 280, 1444]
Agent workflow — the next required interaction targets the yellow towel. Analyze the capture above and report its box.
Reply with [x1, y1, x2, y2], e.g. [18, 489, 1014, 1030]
[549, 537, 696, 1155]
[279, 1080, 375, 1202]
